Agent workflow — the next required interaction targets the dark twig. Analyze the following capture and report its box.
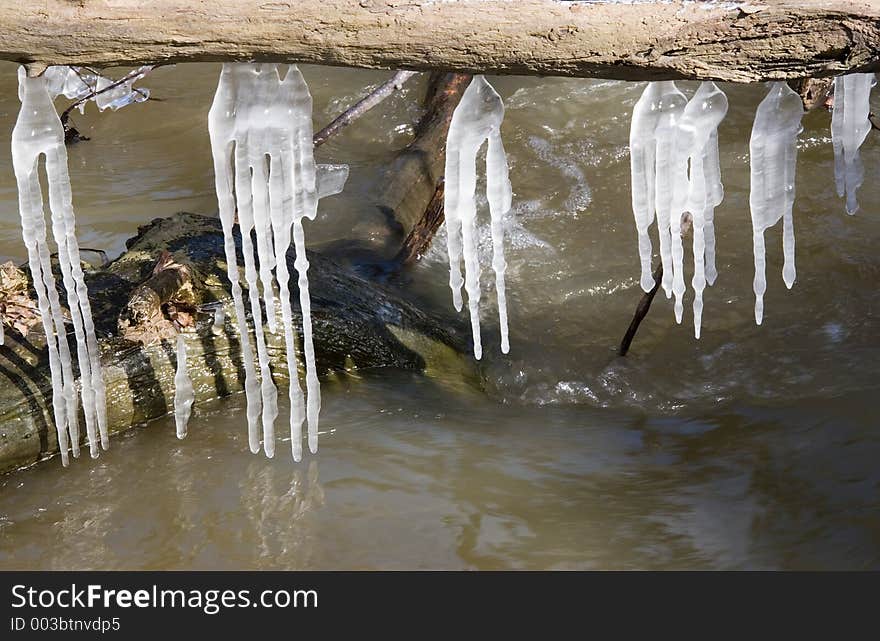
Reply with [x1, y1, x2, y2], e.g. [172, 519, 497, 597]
[313, 70, 417, 148]
[618, 262, 663, 357]
[870, 112, 880, 131]
[393, 178, 445, 266]
[619, 213, 692, 356]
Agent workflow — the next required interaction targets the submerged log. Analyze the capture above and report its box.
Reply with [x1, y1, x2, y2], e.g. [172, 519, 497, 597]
[3, 1, 879, 82]
[0, 212, 478, 475]
[377, 73, 470, 256]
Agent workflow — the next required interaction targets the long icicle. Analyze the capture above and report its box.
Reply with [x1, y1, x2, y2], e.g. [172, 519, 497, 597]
[208, 67, 263, 454]
[12, 66, 107, 462]
[669, 81, 728, 337]
[443, 75, 513, 360]
[173, 334, 195, 439]
[629, 82, 687, 295]
[748, 82, 804, 325]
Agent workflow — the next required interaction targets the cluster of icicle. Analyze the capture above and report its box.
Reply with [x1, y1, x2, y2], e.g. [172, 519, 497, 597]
[630, 80, 727, 338]
[10, 67, 108, 465]
[207, 63, 347, 461]
[630, 74, 875, 330]
[443, 75, 513, 360]
[42, 65, 151, 112]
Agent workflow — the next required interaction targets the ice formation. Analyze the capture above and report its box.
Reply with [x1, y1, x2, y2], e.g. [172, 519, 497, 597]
[173, 334, 195, 439]
[749, 82, 804, 325]
[629, 81, 687, 295]
[11, 66, 108, 463]
[831, 73, 875, 215]
[209, 63, 346, 461]
[669, 82, 728, 338]
[443, 75, 513, 360]
[43, 65, 151, 112]
[212, 306, 226, 334]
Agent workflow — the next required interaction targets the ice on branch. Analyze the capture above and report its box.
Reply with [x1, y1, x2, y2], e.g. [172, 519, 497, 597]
[831, 73, 875, 215]
[749, 82, 803, 325]
[208, 63, 347, 461]
[670, 81, 728, 338]
[629, 81, 687, 296]
[11, 66, 108, 464]
[173, 334, 195, 439]
[444, 75, 513, 360]
[43, 66, 151, 113]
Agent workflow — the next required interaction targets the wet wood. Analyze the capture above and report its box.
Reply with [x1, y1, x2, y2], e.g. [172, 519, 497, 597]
[4, 1, 878, 82]
[377, 73, 470, 255]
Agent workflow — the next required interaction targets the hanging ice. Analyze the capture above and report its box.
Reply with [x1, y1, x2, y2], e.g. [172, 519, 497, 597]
[209, 64, 346, 461]
[173, 334, 195, 439]
[629, 81, 687, 295]
[43, 65, 151, 112]
[444, 75, 513, 360]
[749, 82, 804, 325]
[11, 66, 108, 463]
[212, 306, 226, 334]
[669, 81, 728, 338]
[43, 66, 99, 103]
[831, 73, 875, 215]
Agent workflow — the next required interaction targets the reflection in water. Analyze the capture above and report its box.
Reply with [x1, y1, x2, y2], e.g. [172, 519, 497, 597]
[0, 64, 878, 569]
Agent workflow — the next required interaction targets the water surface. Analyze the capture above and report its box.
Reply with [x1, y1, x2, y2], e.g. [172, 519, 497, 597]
[0, 63, 878, 569]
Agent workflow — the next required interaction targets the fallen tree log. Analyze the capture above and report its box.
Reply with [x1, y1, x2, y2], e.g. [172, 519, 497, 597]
[2, 1, 879, 82]
[0, 212, 478, 475]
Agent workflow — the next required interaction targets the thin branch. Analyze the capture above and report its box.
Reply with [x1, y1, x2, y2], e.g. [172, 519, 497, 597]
[618, 262, 663, 357]
[313, 70, 417, 148]
[60, 65, 159, 123]
[619, 213, 692, 356]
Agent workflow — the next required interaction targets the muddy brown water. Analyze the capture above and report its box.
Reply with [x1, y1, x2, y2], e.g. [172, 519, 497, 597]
[0, 63, 878, 569]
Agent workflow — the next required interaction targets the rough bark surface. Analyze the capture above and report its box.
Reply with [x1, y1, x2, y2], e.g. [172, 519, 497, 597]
[2, 1, 878, 82]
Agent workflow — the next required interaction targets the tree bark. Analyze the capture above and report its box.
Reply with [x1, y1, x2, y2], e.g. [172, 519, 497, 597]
[2, 1, 878, 82]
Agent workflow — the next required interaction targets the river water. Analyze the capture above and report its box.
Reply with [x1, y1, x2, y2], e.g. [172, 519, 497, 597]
[0, 63, 878, 569]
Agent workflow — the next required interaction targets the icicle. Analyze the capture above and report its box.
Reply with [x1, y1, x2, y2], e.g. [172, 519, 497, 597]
[11, 66, 108, 462]
[831, 73, 875, 215]
[629, 81, 687, 295]
[173, 334, 194, 439]
[669, 81, 728, 338]
[212, 306, 226, 334]
[0, 319, 4, 345]
[43, 65, 151, 112]
[749, 82, 804, 325]
[208, 64, 342, 461]
[443, 75, 513, 360]
[703, 129, 723, 286]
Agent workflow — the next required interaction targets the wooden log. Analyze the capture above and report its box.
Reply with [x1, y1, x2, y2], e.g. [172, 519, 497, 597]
[2, 1, 879, 82]
[0, 213, 476, 475]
